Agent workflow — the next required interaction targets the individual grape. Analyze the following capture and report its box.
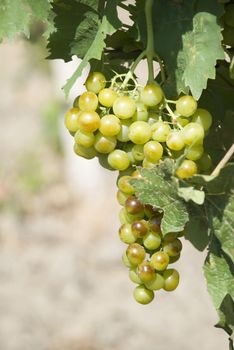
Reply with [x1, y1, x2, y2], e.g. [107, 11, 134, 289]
[131, 220, 148, 238]
[162, 238, 182, 257]
[137, 262, 156, 283]
[176, 116, 189, 127]
[197, 152, 212, 171]
[143, 141, 163, 163]
[64, 108, 80, 132]
[143, 231, 161, 250]
[166, 131, 185, 151]
[119, 208, 145, 225]
[142, 158, 157, 168]
[133, 285, 154, 304]
[185, 144, 204, 161]
[108, 150, 130, 171]
[98, 88, 117, 107]
[78, 91, 99, 111]
[126, 243, 146, 265]
[169, 254, 181, 264]
[73, 143, 97, 159]
[148, 111, 160, 125]
[117, 120, 131, 142]
[116, 190, 129, 206]
[122, 251, 134, 268]
[125, 195, 144, 215]
[223, 4, 234, 27]
[131, 169, 143, 179]
[144, 273, 165, 290]
[148, 215, 162, 233]
[113, 96, 136, 119]
[119, 224, 136, 244]
[74, 130, 95, 148]
[132, 102, 149, 122]
[73, 96, 79, 108]
[163, 269, 180, 291]
[176, 95, 197, 117]
[117, 175, 135, 195]
[99, 114, 121, 136]
[85, 71, 106, 93]
[132, 144, 145, 161]
[129, 268, 142, 284]
[150, 251, 169, 271]
[78, 111, 100, 133]
[140, 84, 164, 107]
[129, 121, 152, 144]
[176, 159, 198, 179]
[182, 122, 205, 145]
[151, 121, 171, 142]
[144, 205, 161, 219]
[94, 132, 117, 154]
[192, 108, 212, 131]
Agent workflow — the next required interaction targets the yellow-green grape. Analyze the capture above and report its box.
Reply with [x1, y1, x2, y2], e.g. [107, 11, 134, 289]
[78, 91, 99, 111]
[94, 132, 116, 154]
[108, 150, 130, 170]
[113, 96, 136, 119]
[119, 207, 145, 225]
[64, 108, 81, 132]
[143, 231, 161, 250]
[117, 175, 135, 195]
[142, 158, 157, 168]
[133, 285, 154, 304]
[126, 243, 146, 265]
[162, 238, 182, 257]
[129, 121, 152, 144]
[182, 122, 205, 145]
[73, 96, 79, 108]
[85, 71, 106, 93]
[151, 121, 171, 142]
[117, 120, 131, 142]
[143, 141, 163, 163]
[163, 269, 180, 291]
[137, 262, 156, 283]
[98, 88, 118, 107]
[129, 268, 142, 284]
[119, 223, 136, 244]
[144, 273, 165, 290]
[73, 143, 97, 159]
[140, 84, 164, 107]
[185, 144, 204, 161]
[122, 251, 134, 268]
[197, 152, 213, 172]
[150, 251, 169, 271]
[99, 114, 121, 136]
[116, 190, 129, 206]
[77, 111, 100, 132]
[176, 159, 198, 179]
[166, 131, 185, 151]
[192, 108, 212, 131]
[148, 111, 160, 125]
[176, 95, 197, 117]
[176, 116, 189, 127]
[74, 130, 95, 148]
[132, 102, 149, 122]
[132, 144, 145, 161]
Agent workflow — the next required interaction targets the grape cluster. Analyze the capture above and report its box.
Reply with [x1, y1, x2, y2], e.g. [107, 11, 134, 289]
[64, 71, 213, 304]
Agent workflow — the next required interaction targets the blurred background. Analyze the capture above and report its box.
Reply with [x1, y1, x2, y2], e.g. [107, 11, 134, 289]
[0, 27, 228, 350]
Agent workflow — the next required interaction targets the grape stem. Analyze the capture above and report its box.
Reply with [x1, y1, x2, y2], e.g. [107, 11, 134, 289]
[211, 143, 234, 177]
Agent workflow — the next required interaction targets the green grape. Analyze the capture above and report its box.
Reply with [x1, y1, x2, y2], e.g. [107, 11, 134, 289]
[223, 24, 234, 46]
[162, 238, 182, 257]
[131, 169, 143, 179]
[192, 108, 212, 131]
[73, 96, 79, 108]
[223, 4, 234, 27]
[125, 195, 144, 215]
[85, 71, 106, 93]
[143, 141, 163, 163]
[176, 159, 198, 179]
[119, 207, 145, 225]
[117, 175, 135, 195]
[129, 121, 152, 144]
[143, 231, 161, 250]
[133, 285, 154, 304]
[97, 154, 114, 171]
[129, 268, 142, 284]
[137, 262, 156, 283]
[140, 84, 164, 107]
[197, 152, 212, 171]
[122, 251, 134, 268]
[131, 220, 148, 238]
[132, 144, 145, 161]
[132, 102, 149, 122]
[166, 131, 185, 151]
[176, 95, 197, 117]
[119, 224, 136, 244]
[117, 120, 131, 142]
[78, 111, 100, 133]
[151, 121, 171, 142]
[98, 88, 117, 107]
[150, 251, 169, 271]
[163, 269, 180, 291]
[142, 158, 157, 168]
[116, 190, 129, 206]
[73, 143, 97, 159]
[176, 116, 189, 127]
[148, 111, 160, 125]
[99, 114, 121, 136]
[182, 122, 205, 145]
[126, 243, 146, 265]
[78, 91, 99, 111]
[94, 132, 116, 154]
[169, 254, 181, 264]
[108, 150, 130, 171]
[144, 273, 165, 291]
[148, 215, 162, 233]
[144, 205, 161, 219]
[64, 108, 81, 132]
[185, 144, 204, 161]
[74, 130, 95, 148]
[113, 96, 136, 119]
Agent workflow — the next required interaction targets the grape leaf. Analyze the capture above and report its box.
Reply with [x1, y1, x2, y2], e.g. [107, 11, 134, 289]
[26, 0, 52, 21]
[178, 186, 205, 205]
[130, 160, 189, 235]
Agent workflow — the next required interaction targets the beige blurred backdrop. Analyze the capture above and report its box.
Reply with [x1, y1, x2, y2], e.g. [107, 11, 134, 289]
[0, 35, 227, 350]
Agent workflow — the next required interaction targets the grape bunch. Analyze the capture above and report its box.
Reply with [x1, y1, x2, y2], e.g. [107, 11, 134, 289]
[64, 71, 213, 304]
